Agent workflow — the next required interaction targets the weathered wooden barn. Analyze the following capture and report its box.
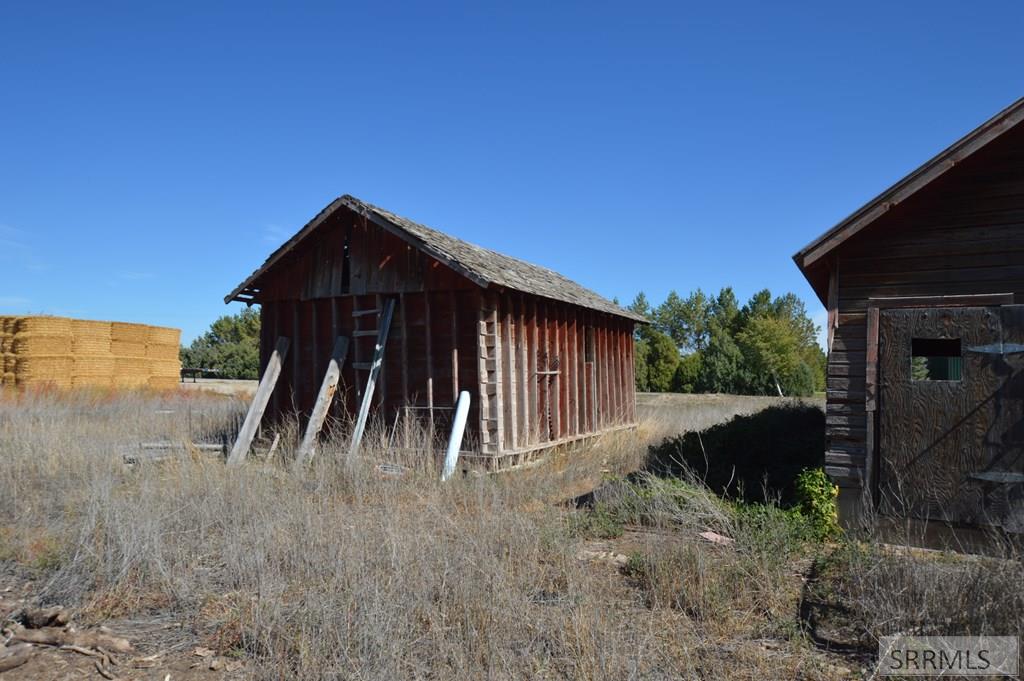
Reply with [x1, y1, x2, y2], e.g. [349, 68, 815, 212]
[795, 97, 1024, 532]
[226, 195, 644, 468]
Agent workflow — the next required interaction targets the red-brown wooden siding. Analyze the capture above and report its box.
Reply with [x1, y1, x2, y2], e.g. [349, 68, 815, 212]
[823, 123, 1024, 486]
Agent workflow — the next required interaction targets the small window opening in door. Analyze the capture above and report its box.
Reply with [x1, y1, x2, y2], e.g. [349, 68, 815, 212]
[585, 328, 596, 362]
[911, 338, 962, 381]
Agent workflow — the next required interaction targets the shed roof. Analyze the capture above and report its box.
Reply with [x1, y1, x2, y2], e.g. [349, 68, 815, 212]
[793, 96, 1024, 301]
[226, 195, 646, 322]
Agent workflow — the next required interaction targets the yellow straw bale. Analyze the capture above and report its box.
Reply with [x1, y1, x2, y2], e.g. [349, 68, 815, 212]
[148, 359, 181, 377]
[71, 320, 112, 354]
[73, 356, 115, 377]
[12, 334, 73, 355]
[14, 317, 72, 336]
[145, 343, 180, 360]
[147, 326, 181, 346]
[13, 355, 73, 378]
[111, 340, 147, 357]
[12, 355, 73, 389]
[111, 322, 150, 344]
[147, 376, 180, 390]
[0, 316, 182, 393]
[72, 375, 112, 389]
[112, 374, 150, 388]
[113, 356, 150, 375]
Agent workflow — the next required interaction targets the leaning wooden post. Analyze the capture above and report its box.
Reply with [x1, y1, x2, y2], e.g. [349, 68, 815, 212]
[295, 336, 349, 467]
[227, 336, 290, 467]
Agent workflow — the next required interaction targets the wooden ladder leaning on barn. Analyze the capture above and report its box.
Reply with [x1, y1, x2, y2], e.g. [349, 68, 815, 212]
[347, 297, 397, 459]
[478, 303, 503, 460]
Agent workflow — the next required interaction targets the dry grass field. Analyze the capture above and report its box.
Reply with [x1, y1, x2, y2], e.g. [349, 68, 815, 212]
[0, 388, 1019, 680]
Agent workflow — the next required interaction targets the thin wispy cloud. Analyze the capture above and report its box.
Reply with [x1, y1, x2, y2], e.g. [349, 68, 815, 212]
[0, 224, 29, 251]
[116, 271, 155, 281]
[262, 224, 291, 245]
[0, 223, 50, 271]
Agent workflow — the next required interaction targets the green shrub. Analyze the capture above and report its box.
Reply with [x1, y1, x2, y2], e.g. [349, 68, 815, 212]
[793, 467, 840, 541]
[567, 503, 624, 539]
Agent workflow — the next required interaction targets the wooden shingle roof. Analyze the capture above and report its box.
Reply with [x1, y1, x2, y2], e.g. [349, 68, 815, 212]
[227, 195, 646, 322]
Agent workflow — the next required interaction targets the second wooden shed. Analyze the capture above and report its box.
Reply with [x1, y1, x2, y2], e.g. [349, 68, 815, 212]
[794, 97, 1024, 533]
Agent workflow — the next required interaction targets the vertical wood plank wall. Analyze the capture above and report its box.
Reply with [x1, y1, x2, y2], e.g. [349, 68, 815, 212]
[477, 291, 637, 455]
[260, 290, 481, 441]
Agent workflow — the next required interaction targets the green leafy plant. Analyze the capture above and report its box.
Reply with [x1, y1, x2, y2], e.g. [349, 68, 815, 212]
[794, 467, 840, 541]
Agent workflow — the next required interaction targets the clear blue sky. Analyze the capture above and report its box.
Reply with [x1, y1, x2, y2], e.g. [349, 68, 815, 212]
[2, 2, 1022, 344]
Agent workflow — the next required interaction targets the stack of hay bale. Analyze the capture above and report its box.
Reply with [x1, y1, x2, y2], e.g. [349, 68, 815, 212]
[0, 316, 181, 390]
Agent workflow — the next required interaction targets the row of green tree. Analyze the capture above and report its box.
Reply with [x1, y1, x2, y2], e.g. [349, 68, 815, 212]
[179, 308, 261, 379]
[627, 288, 825, 397]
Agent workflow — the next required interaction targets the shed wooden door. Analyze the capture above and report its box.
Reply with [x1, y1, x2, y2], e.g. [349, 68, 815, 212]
[878, 305, 1024, 529]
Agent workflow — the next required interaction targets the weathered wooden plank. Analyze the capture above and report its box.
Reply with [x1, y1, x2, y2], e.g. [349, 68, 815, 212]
[504, 298, 518, 449]
[831, 336, 867, 352]
[827, 265, 838, 352]
[864, 306, 879, 413]
[292, 300, 301, 404]
[491, 298, 504, 451]
[841, 287, 1019, 310]
[267, 302, 281, 420]
[827, 376, 866, 390]
[539, 301, 549, 441]
[825, 465, 862, 482]
[827, 363, 867, 377]
[228, 336, 290, 466]
[400, 292, 409, 400]
[375, 293, 386, 410]
[425, 292, 434, 417]
[826, 389, 866, 404]
[295, 336, 350, 466]
[842, 245, 1024, 272]
[569, 310, 579, 435]
[843, 264, 1024, 288]
[551, 306, 562, 439]
[827, 402, 865, 415]
[827, 413, 867, 427]
[826, 450, 866, 467]
[517, 294, 529, 445]
[450, 290, 459, 404]
[622, 327, 630, 421]
[529, 299, 539, 443]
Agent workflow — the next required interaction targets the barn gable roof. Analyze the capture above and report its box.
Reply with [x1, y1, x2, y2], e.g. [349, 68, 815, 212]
[226, 195, 647, 322]
[793, 96, 1024, 299]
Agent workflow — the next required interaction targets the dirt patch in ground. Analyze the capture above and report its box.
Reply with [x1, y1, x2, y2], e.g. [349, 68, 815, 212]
[0, 568, 247, 681]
